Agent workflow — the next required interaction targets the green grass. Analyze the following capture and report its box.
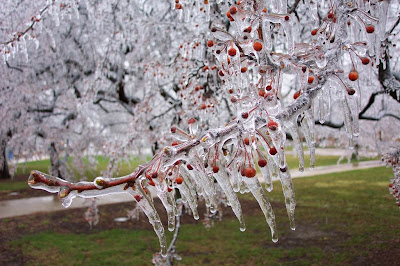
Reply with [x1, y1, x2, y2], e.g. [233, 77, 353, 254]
[10, 167, 399, 265]
[0, 181, 29, 191]
[285, 153, 375, 170]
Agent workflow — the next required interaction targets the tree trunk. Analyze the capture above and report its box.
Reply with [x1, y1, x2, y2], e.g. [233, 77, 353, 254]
[49, 142, 64, 179]
[0, 135, 11, 179]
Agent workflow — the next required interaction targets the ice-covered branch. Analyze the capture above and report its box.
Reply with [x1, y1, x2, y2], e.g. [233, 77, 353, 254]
[383, 147, 400, 208]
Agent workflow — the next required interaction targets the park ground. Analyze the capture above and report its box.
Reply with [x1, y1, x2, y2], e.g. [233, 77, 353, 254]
[0, 155, 399, 265]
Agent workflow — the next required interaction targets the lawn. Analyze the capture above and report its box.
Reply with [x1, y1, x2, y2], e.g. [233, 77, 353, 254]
[5, 166, 399, 265]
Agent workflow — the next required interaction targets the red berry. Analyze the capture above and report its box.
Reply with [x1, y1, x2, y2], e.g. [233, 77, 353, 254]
[219, 70, 224, 76]
[241, 112, 249, 119]
[253, 41, 263, 52]
[366, 25, 375, 33]
[213, 165, 219, 173]
[308, 76, 315, 84]
[244, 167, 256, 178]
[241, 66, 248, 73]
[226, 11, 234, 21]
[229, 6, 238, 15]
[311, 29, 318, 36]
[327, 12, 334, 19]
[284, 15, 290, 21]
[293, 91, 301, 99]
[268, 120, 278, 131]
[171, 126, 177, 133]
[348, 71, 359, 81]
[361, 57, 370, 65]
[148, 179, 155, 186]
[134, 195, 142, 202]
[176, 176, 183, 184]
[207, 40, 214, 47]
[243, 26, 252, 33]
[258, 89, 266, 97]
[269, 147, 277, 155]
[187, 164, 193, 170]
[188, 118, 196, 124]
[167, 187, 173, 192]
[228, 47, 237, 56]
[151, 172, 158, 179]
[244, 137, 250, 145]
[175, 3, 182, 9]
[258, 159, 267, 167]
[389, 184, 393, 188]
[347, 87, 356, 95]
[266, 85, 272, 91]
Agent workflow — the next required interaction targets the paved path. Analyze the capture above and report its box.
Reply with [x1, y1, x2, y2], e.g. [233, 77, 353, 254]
[0, 160, 382, 219]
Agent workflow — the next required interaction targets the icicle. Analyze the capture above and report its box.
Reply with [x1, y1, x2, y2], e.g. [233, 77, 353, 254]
[243, 176, 278, 242]
[299, 114, 315, 169]
[318, 90, 326, 124]
[341, 96, 354, 148]
[278, 168, 296, 230]
[286, 123, 305, 172]
[228, 161, 241, 193]
[213, 163, 246, 232]
[204, 0, 210, 21]
[190, 158, 217, 213]
[346, 94, 360, 137]
[156, 181, 176, 232]
[178, 168, 199, 220]
[281, 16, 294, 54]
[262, 20, 272, 51]
[130, 186, 167, 257]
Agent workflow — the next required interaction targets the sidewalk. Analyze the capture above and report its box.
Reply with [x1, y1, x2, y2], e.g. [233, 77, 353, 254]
[0, 160, 382, 219]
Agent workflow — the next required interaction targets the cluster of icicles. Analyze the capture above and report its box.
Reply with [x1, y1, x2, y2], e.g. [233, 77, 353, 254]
[383, 147, 400, 208]
[29, 104, 312, 257]
[27, 0, 390, 258]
